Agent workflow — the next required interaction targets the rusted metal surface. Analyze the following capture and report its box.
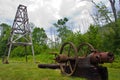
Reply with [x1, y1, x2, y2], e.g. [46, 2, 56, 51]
[89, 51, 114, 64]
[38, 64, 60, 69]
[38, 42, 114, 80]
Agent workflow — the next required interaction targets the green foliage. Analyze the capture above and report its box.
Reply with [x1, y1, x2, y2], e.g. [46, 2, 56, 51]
[32, 27, 49, 55]
[11, 46, 25, 57]
[99, 24, 115, 52]
[85, 25, 103, 49]
[33, 43, 49, 55]
[54, 17, 73, 43]
[91, 1, 120, 54]
[32, 27, 47, 45]
[57, 17, 68, 25]
[0, 23, 11, 57]
[64, 31, 87, 47]
[97, 19, 120, 54]
[63, 25, 103, 50]
[0, 24, 50, 57]
[92, 1, 112, 25]
[97, 2, 112, 22]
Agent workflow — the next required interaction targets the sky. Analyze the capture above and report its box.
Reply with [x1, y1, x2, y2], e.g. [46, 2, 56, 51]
[0, 0, 112, 38]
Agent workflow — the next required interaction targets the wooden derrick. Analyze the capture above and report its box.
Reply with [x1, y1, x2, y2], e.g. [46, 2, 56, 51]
[3, 5, 35, 63]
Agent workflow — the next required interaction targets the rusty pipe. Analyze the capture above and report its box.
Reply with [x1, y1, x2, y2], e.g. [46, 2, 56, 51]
[55, 54, 75, 63]
[89, 52, 114, 64]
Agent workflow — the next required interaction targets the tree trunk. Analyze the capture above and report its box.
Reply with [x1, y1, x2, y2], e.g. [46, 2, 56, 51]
[119, 0, 120, 8]
[109, 0, 117, 22]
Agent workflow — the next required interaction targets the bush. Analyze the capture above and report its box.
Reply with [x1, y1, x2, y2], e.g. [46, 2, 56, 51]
[11, 46, 26, 57]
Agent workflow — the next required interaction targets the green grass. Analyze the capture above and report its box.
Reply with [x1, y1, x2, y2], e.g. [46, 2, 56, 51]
[0, 62, 85, 80]
[0, 54, 120, 80]
[0, 54, 85, 80]
[108, 68, 120, 80]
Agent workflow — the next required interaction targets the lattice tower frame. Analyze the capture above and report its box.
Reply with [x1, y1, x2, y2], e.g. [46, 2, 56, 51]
[5, 4, 35, 63]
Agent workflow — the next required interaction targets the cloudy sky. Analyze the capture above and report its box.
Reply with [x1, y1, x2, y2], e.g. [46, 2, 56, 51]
[0, 0, 111, 36]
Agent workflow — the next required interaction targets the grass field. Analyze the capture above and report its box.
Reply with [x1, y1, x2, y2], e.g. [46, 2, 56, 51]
[0, 62, 85, 80]
[0, 54, 120, 80]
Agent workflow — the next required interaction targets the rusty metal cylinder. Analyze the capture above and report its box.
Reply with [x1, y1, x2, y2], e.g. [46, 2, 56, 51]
[55, 54, 68, 63]
[99, 52, 114, 63]
[89, 52, 114, 64]
[38, 64, 60, 69]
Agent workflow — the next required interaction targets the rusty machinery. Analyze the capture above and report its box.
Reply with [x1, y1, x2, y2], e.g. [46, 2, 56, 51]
[38, 42, 114, 80]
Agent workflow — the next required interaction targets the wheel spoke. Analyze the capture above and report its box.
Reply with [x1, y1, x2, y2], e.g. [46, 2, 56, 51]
[60, 64, 65, 74]
[65, 62, 67, 70]
[68, 45, 71, 57]
[68, 61, 73, 72]
[59, 42, 78, 76]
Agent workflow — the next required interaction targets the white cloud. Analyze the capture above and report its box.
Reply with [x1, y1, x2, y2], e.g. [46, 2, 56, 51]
[0, 0, 103, 35]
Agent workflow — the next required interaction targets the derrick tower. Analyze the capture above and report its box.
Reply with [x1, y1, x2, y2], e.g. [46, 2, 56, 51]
[4, 5, 35, 63]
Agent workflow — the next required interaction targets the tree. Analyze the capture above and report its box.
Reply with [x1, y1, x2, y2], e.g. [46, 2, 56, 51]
[0, 23, 11, 57]
[91, 0, 120, 55]
[54, 17, 73, 43]
[109, 0, 117, 22]
[91, 1, 112, 25]
[85, 25, 103, 49]
[32, 27, 47, 45]
[32, 27, 48, 55]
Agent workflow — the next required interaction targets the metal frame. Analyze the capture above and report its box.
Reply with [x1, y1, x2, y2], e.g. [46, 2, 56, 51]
[5, 5, 35, 63]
